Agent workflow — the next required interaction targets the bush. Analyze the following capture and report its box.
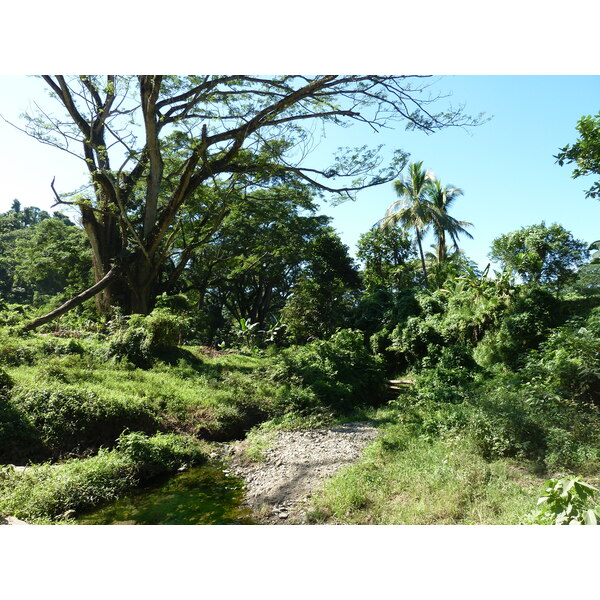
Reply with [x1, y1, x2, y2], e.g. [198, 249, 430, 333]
[108, 309, 187, 367]
[522, 314, 600, 406]
[389, 315, 444, 367]
[116, 431, 205, 477]
[40, 337, 85, 357]
[467, 398, 546, 461]
[272, 329, 386, 413]
[0, 368, 14, 394]
[474, 286, 560, 370]
[0, 334, 38, 366]
[9, 386, 160, 459]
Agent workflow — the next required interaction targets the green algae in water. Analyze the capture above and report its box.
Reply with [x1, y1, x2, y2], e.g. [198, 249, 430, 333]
[76, 465, 255, 525]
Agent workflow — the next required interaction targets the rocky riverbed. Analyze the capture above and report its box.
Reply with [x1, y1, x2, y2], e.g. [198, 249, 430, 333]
[222, 422, 379, 524]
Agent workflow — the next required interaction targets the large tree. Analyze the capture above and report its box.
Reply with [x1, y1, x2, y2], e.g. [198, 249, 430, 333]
[282, 232, 361, 343]
[12, 76, 478, 329]
[356, 223, 417, 292]
[380, 161, 436, 287]
[181, 181, 331, 332]
[555, 111, 600, 200]
[427, 179, 473, 264]
[489, 222, 589, 291]
[0, 202, 90, 304]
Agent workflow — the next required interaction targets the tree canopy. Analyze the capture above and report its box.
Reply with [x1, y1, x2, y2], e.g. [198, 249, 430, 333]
[489, 222, 589, 290]
[14, 75, 480, 328]
[556, 111, 600, 200]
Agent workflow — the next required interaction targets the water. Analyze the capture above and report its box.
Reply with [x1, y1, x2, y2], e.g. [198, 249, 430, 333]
[76, 465, 256, 525]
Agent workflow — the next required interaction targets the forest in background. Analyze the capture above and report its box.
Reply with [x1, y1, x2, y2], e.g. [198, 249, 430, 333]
[0, 76, 598, 525]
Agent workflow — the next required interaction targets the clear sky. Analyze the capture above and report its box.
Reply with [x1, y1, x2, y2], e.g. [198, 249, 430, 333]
[0, 75, 598, 270]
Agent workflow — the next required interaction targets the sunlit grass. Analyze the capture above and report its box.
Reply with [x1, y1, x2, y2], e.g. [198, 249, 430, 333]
[306, 424, 542, 525]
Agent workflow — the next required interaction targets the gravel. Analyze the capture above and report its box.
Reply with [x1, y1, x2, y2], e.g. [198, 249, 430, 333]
[223, 422, 379, 524]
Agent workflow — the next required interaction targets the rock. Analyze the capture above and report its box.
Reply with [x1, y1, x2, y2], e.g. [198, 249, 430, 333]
[1, 516, 29, 525]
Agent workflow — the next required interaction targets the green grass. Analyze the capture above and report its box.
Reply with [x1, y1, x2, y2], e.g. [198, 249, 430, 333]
[306, 424, 543, 525]
[1, 340, 283, 462]
[0, 431, 208, 523]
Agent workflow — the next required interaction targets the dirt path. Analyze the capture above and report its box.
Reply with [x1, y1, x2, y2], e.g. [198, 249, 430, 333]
[223, 422, 379, 524]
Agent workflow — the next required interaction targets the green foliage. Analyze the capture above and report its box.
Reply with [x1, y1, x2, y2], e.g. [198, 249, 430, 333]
[282, 277, 356, 344]
[282, 232, 361, 344]
[390, 314, 444, 365]
[566, 263, 600, 296]
[473, 286, 560, 369]
[12, 217, 92, 303]
[0, 432, 206, 522]
[356, 224, 417, 293]
[8, 385, 159, 459]
[0, 368, 14, 394]
[182, 184, 332, 343]
[489, 222, 589, 290]
[0, 331, 44, 366]
[115, 431, 205, 476]
[0, 203, 92, 305]
[108, 308, 187, 367]
[272, 329, 386, 413]
[466, 391, 547, 462]
[154, 292, 191, 314]
[556, 111, 600, 199]
[528, 477, 599, 525]
[522, 311, 600, 405]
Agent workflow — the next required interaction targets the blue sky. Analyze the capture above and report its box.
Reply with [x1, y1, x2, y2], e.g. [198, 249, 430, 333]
[0, 75, 598, 270]
[314, 75, 600, 268]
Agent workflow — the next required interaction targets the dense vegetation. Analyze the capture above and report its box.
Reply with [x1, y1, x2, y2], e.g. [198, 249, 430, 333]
[0, 78, 598, 525]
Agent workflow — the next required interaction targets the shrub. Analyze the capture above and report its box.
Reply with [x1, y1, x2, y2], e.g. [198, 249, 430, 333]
[108, 309, 187, 367]
[0, 368, 14, 394]
[0, 334, 38, 366]
[40, 337, 85, 357]
[116, 431, 205, 477]
[389, 315, 444, 367]
[522, 315, 600, 406]
[272, 329, 386, 413]
[473, 286, 560, 370]
[9, 386, 160, 459]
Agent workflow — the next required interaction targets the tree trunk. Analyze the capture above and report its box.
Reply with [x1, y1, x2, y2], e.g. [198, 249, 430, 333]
[415, 228, 429, 288]
[125, 257, 158, 315]
[80, 204, 128, 314]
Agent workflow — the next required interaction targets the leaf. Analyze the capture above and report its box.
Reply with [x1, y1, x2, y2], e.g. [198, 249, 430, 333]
[560, 478, 576, 496]
[583, 510, 598, 525]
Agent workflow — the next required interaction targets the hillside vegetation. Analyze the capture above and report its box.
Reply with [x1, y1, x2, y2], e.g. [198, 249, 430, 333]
[1, 79, 599, 524]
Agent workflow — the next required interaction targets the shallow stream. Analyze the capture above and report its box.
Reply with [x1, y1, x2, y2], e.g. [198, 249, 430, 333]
[76, 464, 255, 525]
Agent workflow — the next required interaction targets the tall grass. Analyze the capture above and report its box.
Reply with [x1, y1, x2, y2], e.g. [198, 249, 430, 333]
[306, 423, 541, 525]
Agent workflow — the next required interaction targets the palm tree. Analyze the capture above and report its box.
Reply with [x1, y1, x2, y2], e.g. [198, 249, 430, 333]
[427, 179, 474, 264]
[380, 161, 436, 287]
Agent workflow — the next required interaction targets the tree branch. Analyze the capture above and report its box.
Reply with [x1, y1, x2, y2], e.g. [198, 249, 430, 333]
[22, 266, 119, 332]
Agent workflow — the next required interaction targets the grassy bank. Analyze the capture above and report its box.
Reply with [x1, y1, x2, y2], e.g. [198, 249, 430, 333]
[305, 420, 543, 524]
[0, 327, 387, 522]
[0, 432, 208, 523]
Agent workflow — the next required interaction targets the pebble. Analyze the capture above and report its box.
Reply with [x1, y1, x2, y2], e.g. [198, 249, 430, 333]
[225, 422, 379, 524]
